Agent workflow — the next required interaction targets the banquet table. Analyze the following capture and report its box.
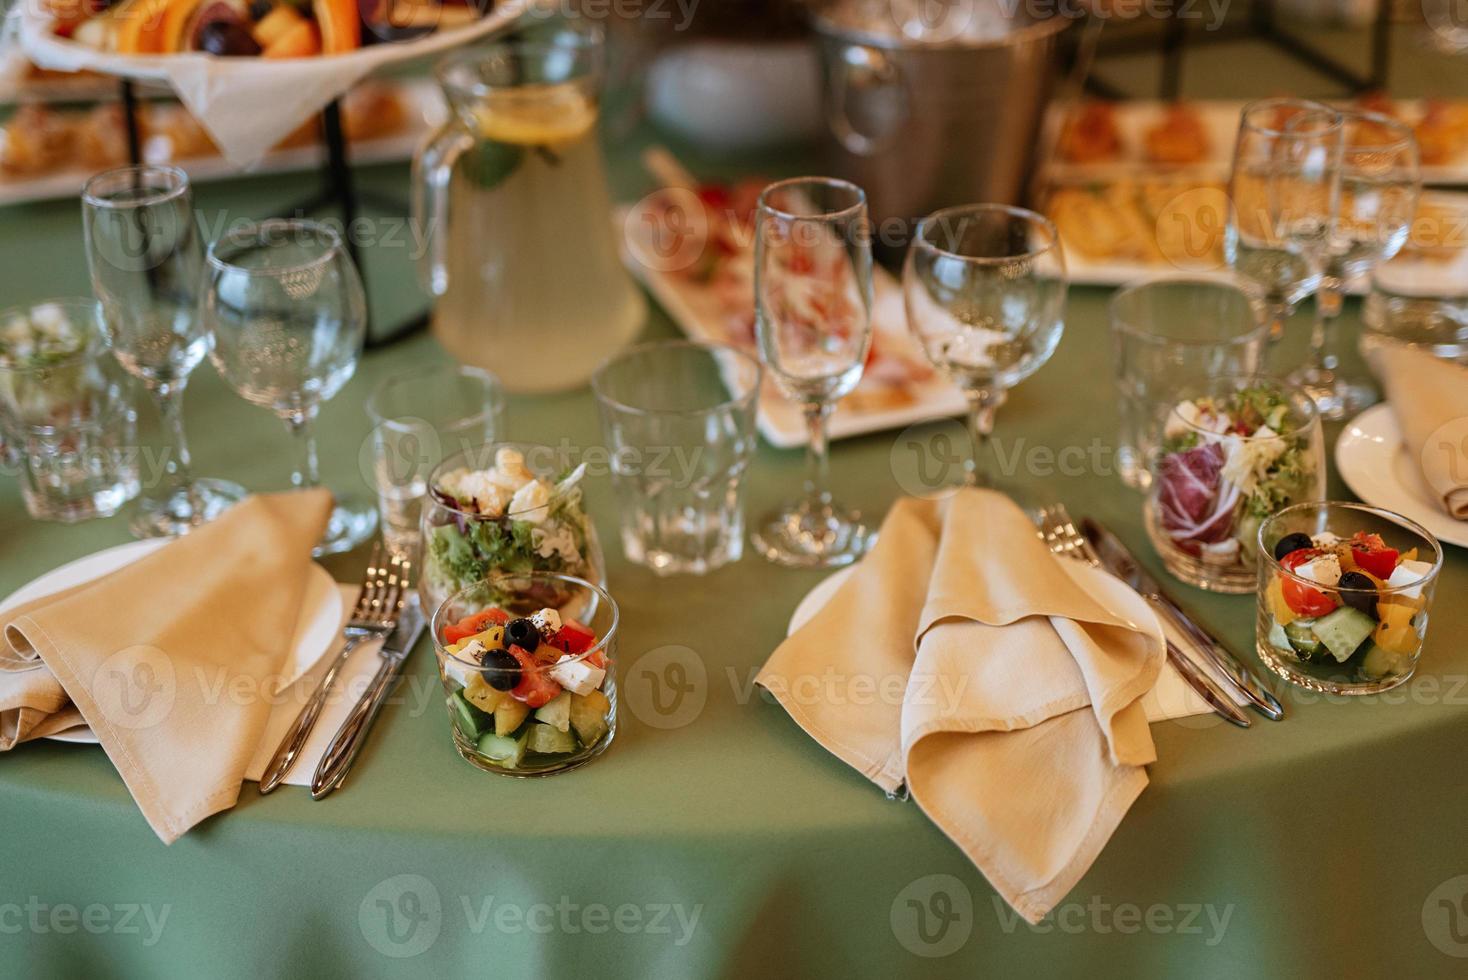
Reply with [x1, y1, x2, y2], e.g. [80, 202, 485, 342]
[5, 47, 1468, 980]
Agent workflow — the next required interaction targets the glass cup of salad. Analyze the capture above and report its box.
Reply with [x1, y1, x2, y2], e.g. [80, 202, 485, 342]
[418, 443, 605, 614]
[432, 572, 619, 775]
[1257, 502, 1443, 694]
[1144, 376, 1325, 593]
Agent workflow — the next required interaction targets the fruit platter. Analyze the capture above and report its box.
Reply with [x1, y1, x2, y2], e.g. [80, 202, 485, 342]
[419, 445, 603, 614]
[36, 0, 490, 59]
[1145, 382, 1325, 593]
[17, 0, 529, 163]
[431, 573, 617, 775]
[1257, 503, 1443, 693]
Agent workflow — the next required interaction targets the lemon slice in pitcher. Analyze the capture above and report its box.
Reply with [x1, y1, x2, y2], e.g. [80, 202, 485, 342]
[474, 85, 598, 147]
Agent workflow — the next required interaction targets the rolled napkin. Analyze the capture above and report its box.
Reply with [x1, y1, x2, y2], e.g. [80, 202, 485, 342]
[0, 490, 331, 843]
[1371, 342, 1468, 519]
[757, 488, 1163, 923]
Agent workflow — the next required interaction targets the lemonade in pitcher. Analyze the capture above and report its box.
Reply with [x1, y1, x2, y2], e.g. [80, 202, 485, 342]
[415, 23, 645, 392]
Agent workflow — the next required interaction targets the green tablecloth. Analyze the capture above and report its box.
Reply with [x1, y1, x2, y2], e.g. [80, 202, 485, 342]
[5, 43, 1468, 980]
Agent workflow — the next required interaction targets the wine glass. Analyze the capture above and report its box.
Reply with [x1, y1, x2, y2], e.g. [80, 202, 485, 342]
[201, 219, 376, 555]
[1290, 110, 1420, 419]
[1224, 98, 1344, 345]
[902, 204, 1067, 496]
[750, 176, 874, 568]
[81, 165, 245, 537]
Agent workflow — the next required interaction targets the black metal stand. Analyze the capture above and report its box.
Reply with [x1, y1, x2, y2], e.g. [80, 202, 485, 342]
[1075, 0, 1395, 100]
[117, 79, 429, 350]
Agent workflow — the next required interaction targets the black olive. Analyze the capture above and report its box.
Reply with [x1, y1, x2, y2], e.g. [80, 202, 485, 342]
[198, 19, 262, 57]
[247, 0, 273, 19]
[1273, 532, 1315, 563]
[1338, 571, 1379, 618]
[504, 618, 540, 653]
[481, 648, 521, 690]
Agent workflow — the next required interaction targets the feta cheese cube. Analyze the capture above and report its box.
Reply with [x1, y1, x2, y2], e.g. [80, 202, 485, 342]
[1386, 559, 1434, 599]
[509, 479, 552, 524]
[531, 608, 561, 635]
[1297, 554, 1342, 588]
[442, 640, 485, 688]
[547, 655, 605, 697]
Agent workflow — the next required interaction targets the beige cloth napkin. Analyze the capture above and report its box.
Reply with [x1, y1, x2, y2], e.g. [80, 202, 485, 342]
[757, 489, 1163, 924]
[0, 490, 331, 843]
[1372, 343, 1468, 519]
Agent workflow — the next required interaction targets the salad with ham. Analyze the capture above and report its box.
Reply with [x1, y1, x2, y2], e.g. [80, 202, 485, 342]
[1147, 385, 1322, 589]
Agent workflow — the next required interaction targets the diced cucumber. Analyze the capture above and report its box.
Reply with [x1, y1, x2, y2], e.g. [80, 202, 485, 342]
[535, 691, 572, 733]
[450, 691, 491, 739]
[1267, 622, 1292, 652]
[1283, 620, 1326, 661]
[527, 722, 578, 755]
[476, 730, 528, 769]
[1313, 606, 1378, 663]
[1360, 645, 1408, 681]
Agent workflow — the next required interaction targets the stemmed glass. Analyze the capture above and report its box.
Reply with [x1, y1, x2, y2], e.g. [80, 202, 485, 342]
[81, 165, 245, 537]
[201, 219, 376, 555]
[1224, 98, 1344, 345]
[902, 204, 1068, 496]
[1290, 110, 1420, 419]
[751, 176, 874, 568]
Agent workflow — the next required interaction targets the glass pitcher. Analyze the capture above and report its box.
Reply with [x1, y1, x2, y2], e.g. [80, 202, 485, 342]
[414, 23, 645, 392]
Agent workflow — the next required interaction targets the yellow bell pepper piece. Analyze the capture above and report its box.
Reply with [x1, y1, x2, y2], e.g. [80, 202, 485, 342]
[1266, 577, 1298, 626]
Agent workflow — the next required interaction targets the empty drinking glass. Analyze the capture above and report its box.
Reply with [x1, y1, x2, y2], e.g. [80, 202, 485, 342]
[365, 365, 507, 559]
[82, 165, 245, 537]
[592, 340, 762, 575]
[1109, 274, 1269, 490]
[202, 219, 376, 555]
[0, 299, 139, 522]
[902, 203, 1068, 499]
[1291, 110, 1420, 419]
[751, 176, 874, 568]
[1363, 226, 1468, 367]
[1224, 99, 1343, 344]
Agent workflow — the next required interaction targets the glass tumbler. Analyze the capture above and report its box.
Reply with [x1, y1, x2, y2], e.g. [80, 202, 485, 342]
[432, 572, 618, 776]
[1257, 501, 1443, 694]
[0, 299, 139, 522]
[592, 340, 762, 575]
[1109, 274, 1269, 489]
[1144, 375, 1325, 593]
[364, 364, 507, 560]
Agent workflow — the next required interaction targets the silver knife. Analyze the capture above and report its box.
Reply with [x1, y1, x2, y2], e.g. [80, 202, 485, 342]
[311, 596, 426, 799]
[1081, 518, 1285, 722]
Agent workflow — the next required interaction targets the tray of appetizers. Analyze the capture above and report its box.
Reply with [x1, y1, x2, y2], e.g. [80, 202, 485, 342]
[0, 78, 443, 205]
[1043, 96, 1468, 185]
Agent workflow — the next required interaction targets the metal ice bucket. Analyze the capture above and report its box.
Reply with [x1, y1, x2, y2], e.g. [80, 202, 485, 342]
[813, 2, 1068, 232]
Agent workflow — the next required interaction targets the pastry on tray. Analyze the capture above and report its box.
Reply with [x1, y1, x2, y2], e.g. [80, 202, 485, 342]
[50, 0, 487, 58]
[1143, 103, 1210, 165]
[1056, 101, 1123, 164]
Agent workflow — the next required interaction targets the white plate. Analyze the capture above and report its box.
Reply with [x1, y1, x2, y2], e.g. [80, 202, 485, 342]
[618, 207, 969, 448]
[0, 79, 447, 207]
[1336, 402, 1468, 548]
[786, 562, 1226, 723]
[0, 539, 343, 744]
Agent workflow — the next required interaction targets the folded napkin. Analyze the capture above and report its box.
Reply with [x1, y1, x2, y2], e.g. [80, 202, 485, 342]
[757, 489, 1164, 923]
[0, 490, 331, 843]
[1371, 342, 1468, 519]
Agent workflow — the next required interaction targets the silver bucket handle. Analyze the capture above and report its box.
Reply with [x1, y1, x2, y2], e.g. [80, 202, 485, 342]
[826, 42, 907, 158]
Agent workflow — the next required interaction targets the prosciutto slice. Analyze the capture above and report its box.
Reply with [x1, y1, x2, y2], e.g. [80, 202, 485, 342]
[1157, 442, 1240, 553]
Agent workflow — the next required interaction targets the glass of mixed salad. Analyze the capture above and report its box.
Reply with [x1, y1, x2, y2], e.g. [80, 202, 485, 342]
[0, 299, 139, 522]
[432, 572, 618, 776]
[1144, 377, 1324, 593]
[418, 443, 604, 614]
[1257, 502, 1443, 694]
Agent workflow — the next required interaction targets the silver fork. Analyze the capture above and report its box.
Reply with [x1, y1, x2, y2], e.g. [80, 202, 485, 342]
[1035, 503, 1251, 729]
[259, 544, 408, 793]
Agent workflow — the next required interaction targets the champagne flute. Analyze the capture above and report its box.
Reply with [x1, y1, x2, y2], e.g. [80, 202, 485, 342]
[750, 176, 874, 568]
[1290, 110, 1420, 419]
[902, 204, 1067, 496]
[1224, 98, 1344, 345]
[202, 219, 376, 555]
[81, 165, 245, 537]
